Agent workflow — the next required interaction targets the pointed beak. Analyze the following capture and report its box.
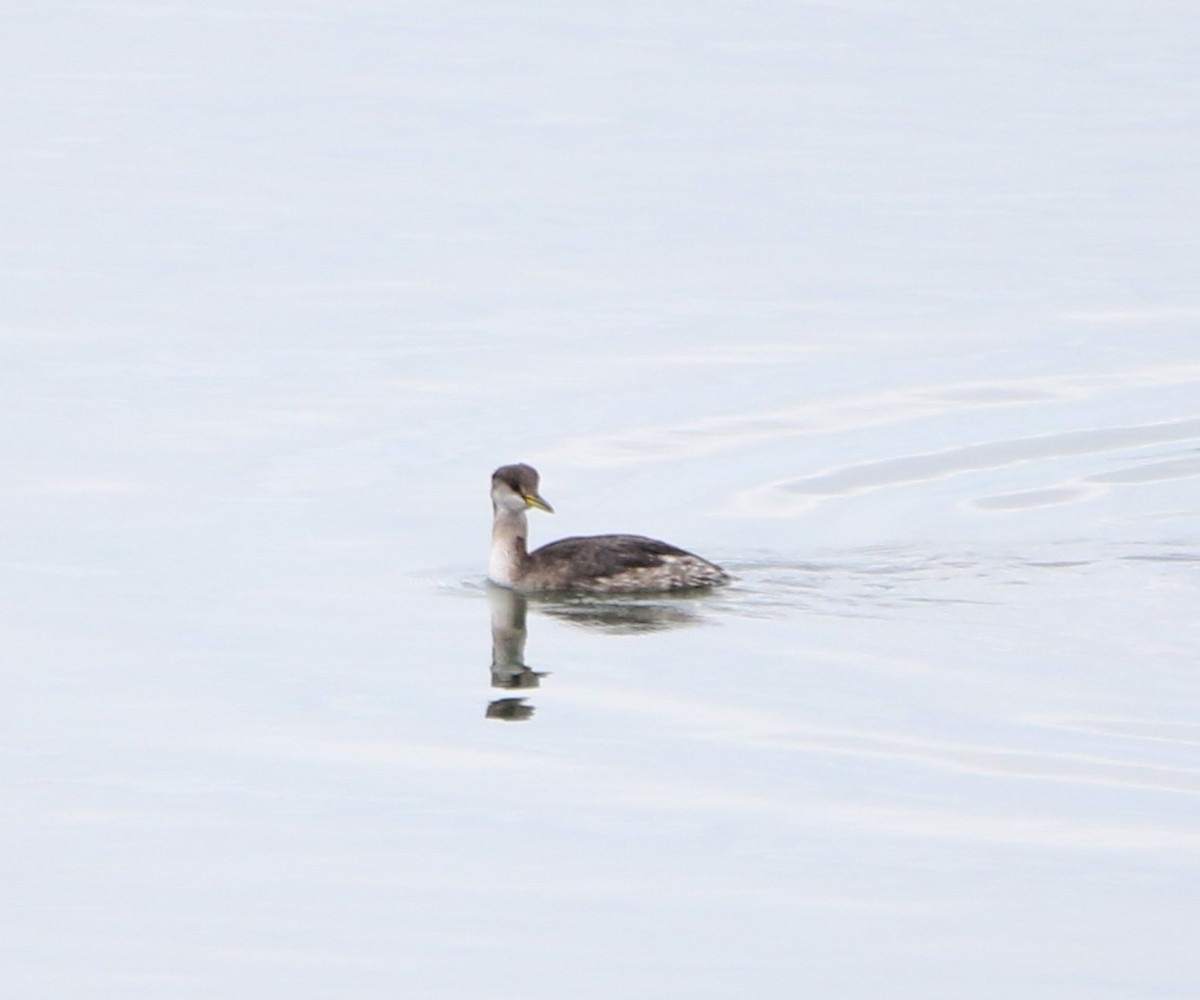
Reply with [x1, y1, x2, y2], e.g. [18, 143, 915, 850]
[523, 492, 554, 514]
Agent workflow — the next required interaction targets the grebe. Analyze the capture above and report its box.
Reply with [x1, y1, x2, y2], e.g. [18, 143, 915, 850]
[488, 463, 729, 594]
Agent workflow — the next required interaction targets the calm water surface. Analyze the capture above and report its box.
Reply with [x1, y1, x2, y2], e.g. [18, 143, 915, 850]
[3, 2, 1199, 998]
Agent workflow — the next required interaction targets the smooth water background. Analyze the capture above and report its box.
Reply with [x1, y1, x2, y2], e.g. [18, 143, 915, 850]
[4, 2, 1199, 998]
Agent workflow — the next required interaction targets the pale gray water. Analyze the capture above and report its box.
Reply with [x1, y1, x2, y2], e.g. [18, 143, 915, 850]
[3, 2, 1199, 998]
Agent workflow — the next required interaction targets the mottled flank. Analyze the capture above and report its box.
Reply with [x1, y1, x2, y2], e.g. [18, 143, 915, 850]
[523, 534, 730, 594]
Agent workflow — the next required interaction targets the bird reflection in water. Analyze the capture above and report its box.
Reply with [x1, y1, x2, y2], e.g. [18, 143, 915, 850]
[487, 585, 545, 721]
[485, 583, 710, 722]
[535, 595, 706, 633]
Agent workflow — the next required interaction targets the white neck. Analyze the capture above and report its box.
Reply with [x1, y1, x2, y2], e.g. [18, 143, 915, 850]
[488, 506, 529, 586]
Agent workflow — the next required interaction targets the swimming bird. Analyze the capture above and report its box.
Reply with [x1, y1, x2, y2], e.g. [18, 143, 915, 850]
[488, 463, 729, 594]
